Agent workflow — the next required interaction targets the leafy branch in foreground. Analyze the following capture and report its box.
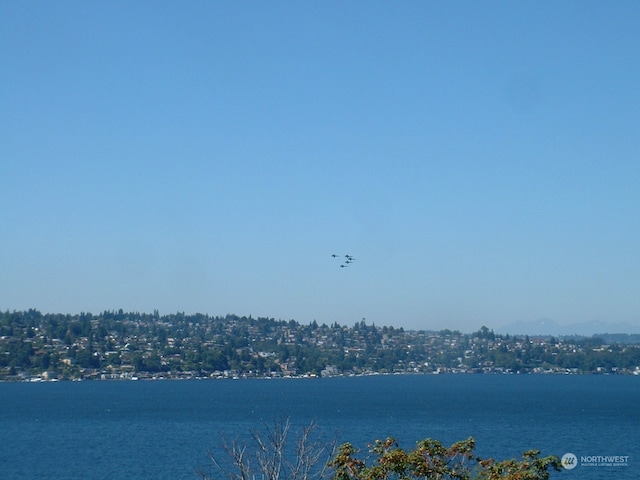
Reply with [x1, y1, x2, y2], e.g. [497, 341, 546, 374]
[328, 437, 562, 480]
[198, 420, 561, 480]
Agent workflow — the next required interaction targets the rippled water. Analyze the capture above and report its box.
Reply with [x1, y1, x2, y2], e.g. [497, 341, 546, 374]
[1, 374, 638, 479]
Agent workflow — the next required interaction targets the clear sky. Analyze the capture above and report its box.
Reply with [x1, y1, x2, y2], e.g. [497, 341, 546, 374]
[2, 1, 639, 332]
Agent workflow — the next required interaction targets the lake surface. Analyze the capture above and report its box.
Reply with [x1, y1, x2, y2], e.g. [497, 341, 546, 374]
[1, 374, 638, 479]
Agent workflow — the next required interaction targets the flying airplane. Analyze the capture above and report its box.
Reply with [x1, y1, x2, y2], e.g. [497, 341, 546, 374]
[332, 253, 355, 268]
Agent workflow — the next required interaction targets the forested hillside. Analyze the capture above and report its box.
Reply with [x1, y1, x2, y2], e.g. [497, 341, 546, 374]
[2, 309, 639, 380]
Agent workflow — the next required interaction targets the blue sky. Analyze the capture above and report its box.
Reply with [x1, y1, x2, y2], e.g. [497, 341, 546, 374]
[2, 1, 639, 332]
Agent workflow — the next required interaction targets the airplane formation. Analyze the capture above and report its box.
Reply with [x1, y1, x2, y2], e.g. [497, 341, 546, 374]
[332, 254, 355, 268]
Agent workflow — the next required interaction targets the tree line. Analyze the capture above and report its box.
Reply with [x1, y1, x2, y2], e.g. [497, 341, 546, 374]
[1, 309, 639, 380]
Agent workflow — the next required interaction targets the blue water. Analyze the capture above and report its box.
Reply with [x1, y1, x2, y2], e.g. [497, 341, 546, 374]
[1, 374, 638, 479]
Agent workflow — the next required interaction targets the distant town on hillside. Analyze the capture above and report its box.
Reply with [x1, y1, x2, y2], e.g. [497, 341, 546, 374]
[2, 309, 639, 381]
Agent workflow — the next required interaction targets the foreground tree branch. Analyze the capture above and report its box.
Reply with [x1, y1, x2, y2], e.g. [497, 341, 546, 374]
[198, 420, 561, 480]
[329, 437, 562, 480]
[199, 418, 337, 480]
